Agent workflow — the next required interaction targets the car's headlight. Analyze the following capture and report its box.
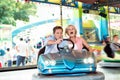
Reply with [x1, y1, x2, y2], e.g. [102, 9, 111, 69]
[44, 60, 49, 66]
[50, 60, 56, 66]
[88, 57, 94, 64]
[83, 58, 94, 64]
[83, 58, 88, 64]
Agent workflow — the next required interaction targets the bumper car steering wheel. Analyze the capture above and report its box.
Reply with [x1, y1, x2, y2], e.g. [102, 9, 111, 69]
[57, 39, 74, 52]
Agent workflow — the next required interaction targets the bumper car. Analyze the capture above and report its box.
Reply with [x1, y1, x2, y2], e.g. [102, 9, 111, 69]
[0, 49, 6, 68]
[0, 49, 5, 56]
[99, 43, 120, 67]
[37, 39, 96, 75]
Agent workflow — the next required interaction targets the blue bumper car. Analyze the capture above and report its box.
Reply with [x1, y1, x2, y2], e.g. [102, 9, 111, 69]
[37, 39, 96, 75]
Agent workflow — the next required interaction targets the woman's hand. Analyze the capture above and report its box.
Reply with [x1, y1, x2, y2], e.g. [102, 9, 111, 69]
[88, 47, 94, 53]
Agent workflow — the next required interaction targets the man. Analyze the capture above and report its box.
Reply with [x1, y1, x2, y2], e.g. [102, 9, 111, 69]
[16, 38, 28, 66]
[44, 26, 63, 54]
[111, 35, 120, 53]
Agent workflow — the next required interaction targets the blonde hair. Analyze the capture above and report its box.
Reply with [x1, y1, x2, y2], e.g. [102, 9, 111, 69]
[65, 25, 77, 35]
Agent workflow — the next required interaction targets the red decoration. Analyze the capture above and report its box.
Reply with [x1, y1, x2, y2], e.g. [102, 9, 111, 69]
[25, 0, 29, 2]
[0, 62, 2, 68]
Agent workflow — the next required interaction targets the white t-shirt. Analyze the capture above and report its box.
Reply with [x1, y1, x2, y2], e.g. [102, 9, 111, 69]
[16, 41, 27, 57]
[74, 44, 78, 50]
[44, 35, 59, 54]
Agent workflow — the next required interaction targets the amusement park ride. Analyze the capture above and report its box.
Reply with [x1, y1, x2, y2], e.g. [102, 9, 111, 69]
[33, 39, 104, 80]
[31, 0, 120, 80]
[1, 0, 120, 80]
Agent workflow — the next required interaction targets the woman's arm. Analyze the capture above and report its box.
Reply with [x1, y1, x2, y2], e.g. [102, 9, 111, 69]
[81, 37, 92, 52]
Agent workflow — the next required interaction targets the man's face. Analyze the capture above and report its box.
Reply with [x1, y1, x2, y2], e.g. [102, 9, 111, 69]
[54, 29, 63, 39]
[114, 36, 119, 42]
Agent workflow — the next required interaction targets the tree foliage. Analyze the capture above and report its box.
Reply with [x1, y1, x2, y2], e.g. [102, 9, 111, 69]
[0, 0, 37, 26]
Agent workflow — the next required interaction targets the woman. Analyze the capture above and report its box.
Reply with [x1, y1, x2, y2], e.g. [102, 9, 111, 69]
[65, 25, 92, 52]
[44, 26, 63, 54]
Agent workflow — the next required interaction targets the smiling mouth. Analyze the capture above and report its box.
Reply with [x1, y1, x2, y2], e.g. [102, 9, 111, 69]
[70, 32, 73, 34]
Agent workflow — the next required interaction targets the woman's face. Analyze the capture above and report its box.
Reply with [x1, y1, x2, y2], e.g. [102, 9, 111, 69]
[54, 29, 63, 39]
[66, 26, 76, 37]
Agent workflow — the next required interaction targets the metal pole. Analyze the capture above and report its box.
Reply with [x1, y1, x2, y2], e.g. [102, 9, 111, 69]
[60, 0, 63, 26]
[107, 0, 112, 40]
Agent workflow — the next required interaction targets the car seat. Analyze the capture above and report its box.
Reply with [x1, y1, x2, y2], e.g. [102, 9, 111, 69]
[37, 46, 45, 61]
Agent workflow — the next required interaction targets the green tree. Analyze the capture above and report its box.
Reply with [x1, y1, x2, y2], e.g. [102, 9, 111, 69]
[0, 0, 37, 26]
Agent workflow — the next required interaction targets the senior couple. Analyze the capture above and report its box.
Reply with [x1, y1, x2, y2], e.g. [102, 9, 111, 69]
[44, 25, 92, 54]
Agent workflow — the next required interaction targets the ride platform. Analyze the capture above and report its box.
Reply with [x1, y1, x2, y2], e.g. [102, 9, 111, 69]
[99, 61, 120, 67]
[32, 71, 105, 80]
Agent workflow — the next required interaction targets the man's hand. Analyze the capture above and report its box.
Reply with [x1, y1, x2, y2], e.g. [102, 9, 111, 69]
[55, 38, 63, 44]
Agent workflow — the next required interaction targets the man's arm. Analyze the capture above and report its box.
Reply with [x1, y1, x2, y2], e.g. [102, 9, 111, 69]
[15, 45, 19, 53]
[110, 43, 120, 52]
[44, 36, 62, 46]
